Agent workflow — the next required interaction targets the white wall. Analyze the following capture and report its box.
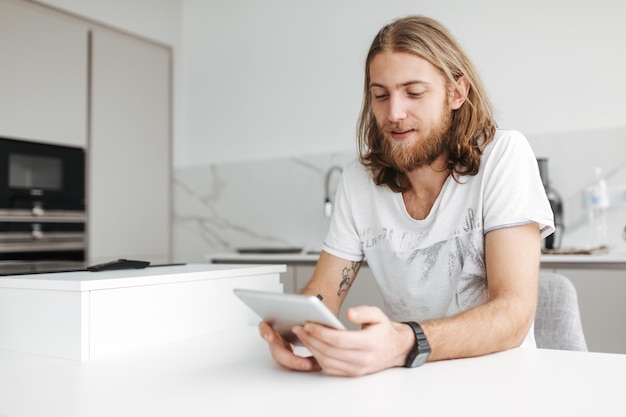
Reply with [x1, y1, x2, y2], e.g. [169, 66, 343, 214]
[34, 0, 626, 168]
[180, 0, 626, 166]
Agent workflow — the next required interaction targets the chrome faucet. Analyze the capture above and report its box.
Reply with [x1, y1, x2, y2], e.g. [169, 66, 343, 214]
[324, 166, 343, 217]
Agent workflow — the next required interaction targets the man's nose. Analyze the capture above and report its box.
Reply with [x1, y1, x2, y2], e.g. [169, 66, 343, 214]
[386, 95, 407, 122]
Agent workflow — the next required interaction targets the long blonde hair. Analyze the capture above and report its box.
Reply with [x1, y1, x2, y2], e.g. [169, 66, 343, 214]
[357, 16, 497, 192]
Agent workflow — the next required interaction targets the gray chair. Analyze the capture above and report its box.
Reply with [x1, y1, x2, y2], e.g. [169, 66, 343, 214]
[534, 272, 588, 351]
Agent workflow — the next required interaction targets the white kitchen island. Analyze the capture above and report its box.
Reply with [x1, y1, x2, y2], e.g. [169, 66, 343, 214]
[0, 263, 284, 360]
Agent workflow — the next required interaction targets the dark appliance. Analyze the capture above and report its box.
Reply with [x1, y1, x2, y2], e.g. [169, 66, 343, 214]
[537, 158, 563, 250]
[0, 137, 86, 275]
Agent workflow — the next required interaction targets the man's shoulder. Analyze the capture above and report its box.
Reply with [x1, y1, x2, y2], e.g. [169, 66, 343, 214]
[483, 129, 530, 156]
[341, 157, 392, 196]
[490, 128, 526, 144]
[346, 156, 365, 168]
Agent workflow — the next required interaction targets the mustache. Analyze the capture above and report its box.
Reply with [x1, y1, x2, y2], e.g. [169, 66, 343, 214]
[381, 123, 419, 134]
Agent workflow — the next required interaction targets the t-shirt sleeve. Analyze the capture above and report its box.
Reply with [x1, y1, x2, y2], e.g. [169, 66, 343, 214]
[482, 130, 555, 239]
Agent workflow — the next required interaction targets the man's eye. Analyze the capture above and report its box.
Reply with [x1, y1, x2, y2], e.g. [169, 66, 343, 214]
[372, 88, 389, 100]
[370, 87, 388, 100]
[408, 91, 424, 98]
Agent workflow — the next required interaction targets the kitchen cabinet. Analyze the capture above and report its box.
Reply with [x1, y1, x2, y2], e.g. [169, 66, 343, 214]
[0, 0, 172, 266]
[88, 26, 171, 265]
[540, 267, 626, 354]
[0, 0, 88, 148]
[279, 265, 297, 293]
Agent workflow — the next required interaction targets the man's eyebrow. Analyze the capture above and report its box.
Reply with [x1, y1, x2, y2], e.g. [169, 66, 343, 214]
[369, 80, 429, 89]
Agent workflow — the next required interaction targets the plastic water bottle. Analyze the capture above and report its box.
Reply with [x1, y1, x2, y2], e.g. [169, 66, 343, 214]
[584, 167, 610, 249]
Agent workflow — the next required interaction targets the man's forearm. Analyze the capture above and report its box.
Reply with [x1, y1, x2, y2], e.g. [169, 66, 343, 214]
[299, 251, 362, 317]
[420, 295, 535, 361]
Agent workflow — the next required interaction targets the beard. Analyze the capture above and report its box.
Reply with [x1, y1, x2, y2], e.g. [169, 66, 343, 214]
[379, 105, 453, 173]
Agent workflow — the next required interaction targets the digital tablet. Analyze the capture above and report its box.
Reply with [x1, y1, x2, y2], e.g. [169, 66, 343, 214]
[233, 288, 346, 345]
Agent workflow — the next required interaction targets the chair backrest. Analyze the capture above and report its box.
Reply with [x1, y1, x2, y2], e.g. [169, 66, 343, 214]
[534, 272, 588, 351]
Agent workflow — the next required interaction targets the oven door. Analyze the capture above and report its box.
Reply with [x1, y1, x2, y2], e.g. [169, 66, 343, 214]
[0, 220, 85, 275]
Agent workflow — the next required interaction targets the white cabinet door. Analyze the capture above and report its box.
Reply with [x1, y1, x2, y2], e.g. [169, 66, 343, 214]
[0, 0, 88, 147]
[88, 26, 171, 265]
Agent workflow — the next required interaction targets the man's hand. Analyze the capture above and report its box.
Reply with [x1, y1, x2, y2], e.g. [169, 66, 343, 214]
[292, 305, 414, 377]
[258, 321, 321, 372]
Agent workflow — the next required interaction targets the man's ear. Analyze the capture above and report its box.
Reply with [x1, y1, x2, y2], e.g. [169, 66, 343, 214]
[449, 75, 469, 110]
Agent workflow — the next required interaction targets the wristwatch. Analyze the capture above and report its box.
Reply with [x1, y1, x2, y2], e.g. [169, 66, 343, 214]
[403, 321, 431, 368]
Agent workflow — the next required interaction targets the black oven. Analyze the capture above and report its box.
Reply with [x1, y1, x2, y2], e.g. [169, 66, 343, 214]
[0, 137, 86, 275]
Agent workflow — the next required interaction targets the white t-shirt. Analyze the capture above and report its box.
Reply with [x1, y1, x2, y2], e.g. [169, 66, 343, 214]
[322, 129, 555, 347]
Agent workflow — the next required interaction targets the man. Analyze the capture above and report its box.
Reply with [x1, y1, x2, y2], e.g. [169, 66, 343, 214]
[259, 15, 554, 376]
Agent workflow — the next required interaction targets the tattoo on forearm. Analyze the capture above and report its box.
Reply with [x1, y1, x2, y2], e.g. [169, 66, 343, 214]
[337, 261, 361, 296]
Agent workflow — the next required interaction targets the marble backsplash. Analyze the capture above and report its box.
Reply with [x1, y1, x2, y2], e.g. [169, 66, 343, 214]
[173, 130, 626, 263]
[173, 151, 356, 263]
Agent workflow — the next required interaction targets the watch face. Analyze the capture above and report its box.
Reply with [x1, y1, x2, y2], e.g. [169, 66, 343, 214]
[411, 352, 429, 368]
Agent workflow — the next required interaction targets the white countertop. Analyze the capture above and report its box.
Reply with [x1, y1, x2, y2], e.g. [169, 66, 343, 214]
[208, 250, 321, 264]
[1, 325, 624, 417]
[540, 247, 626, 269]
[0, 263, 286, 291]
[208, 248, 626, 269]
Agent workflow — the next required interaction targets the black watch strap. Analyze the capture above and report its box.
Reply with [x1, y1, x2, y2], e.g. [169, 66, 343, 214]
[403, 321, 431, 368]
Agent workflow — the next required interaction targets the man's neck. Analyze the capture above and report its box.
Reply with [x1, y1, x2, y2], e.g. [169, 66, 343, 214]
[401, 154, 450, 220]
[403, 153, 450, 190]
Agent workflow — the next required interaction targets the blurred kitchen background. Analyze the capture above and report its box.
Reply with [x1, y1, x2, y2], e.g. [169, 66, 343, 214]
[2, 0, 624, 262]
[2, 0, 626, 353]
[169, 0, 626, 259]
